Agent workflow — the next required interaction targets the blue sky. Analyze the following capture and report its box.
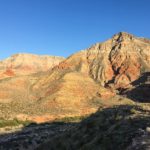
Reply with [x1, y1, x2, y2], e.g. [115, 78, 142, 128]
[0, 0, 150, 59]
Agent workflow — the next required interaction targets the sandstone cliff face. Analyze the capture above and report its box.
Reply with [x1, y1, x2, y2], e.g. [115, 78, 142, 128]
[0, 53, 65, 79]
[53, 32, 150, 89]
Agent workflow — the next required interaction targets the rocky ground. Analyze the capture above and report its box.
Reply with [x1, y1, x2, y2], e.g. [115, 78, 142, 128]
[0, 122, 75, 150]
[37, 104, 150, 150]
[1, 102, 150, 150]
[0, 122, 76, 150]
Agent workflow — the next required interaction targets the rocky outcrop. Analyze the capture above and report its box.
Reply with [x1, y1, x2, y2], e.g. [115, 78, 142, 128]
[54, 32, 150, 89]
[89, 32, 150, 88]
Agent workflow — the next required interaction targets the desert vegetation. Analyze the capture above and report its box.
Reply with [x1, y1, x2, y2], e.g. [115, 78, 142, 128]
[0, 118, 31, 128]
[37, 104, 150, 150]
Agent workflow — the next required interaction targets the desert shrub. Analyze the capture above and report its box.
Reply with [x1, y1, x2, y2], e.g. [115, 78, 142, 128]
[0, 118, 31, 128]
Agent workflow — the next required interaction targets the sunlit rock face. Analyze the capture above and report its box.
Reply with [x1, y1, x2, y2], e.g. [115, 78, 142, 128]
[89, 32, 149, 88]
[54, 32, 150, 89]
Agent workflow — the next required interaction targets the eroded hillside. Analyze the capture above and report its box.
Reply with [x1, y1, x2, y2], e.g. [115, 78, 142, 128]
[0, 32, 149, 122]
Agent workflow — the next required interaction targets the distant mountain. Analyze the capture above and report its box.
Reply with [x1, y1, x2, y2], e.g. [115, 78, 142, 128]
[0, 53, 65, 79]
[0, 32, 149, 122]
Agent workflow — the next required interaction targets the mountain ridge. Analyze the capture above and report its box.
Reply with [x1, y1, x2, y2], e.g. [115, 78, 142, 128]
[0, 53, 65, 79]
[0, 32, 149, 122]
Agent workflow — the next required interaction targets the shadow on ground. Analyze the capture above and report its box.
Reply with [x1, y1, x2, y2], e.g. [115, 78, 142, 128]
[36, 105, 150, 150]
[0, 121, 77, 150]
[123, 72, 150, 102]
[1, 104, 150, 150]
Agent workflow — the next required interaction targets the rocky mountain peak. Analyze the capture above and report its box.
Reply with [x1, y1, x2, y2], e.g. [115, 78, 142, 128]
[112, 32, 134, 42]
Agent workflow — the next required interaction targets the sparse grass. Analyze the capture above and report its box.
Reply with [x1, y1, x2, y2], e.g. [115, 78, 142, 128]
[0, 118, 32, 128]
[55, 115, 88, 123]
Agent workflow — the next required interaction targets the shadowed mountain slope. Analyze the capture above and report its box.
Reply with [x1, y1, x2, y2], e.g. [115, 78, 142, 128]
[123, 72, 150, 102]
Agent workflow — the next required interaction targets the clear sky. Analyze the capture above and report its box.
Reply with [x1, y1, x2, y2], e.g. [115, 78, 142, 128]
[0, 0, 150, 59]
